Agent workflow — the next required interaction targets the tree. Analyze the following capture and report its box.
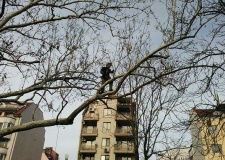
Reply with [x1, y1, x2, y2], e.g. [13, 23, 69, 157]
[116, 0, 225, 159]
[1, 0, 225, 159]
[0, 0, 153, 136]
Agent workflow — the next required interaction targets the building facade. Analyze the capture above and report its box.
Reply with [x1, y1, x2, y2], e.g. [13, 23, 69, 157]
[78, 97, 136, 160]
[0, 102, 45, 160]
[157, 147, 191, 160]
[190, 105, 225, 160]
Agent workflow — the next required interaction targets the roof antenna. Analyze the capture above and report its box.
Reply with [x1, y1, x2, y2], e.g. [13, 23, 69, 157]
[215, 92, 222, 105]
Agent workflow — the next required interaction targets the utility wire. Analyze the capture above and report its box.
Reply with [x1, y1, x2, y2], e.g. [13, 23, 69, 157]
[55, 125, 60, 152]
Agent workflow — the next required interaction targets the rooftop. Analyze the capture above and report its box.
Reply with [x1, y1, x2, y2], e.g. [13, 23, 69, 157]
[0, 102, 33, 116]
[193, 104, 225, 117]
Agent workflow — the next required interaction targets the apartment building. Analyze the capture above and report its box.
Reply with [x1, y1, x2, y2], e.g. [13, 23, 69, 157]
[157, 147, 191, 160]
[0, 102, 45, 160]
[78, 97, 136, 160]
[189, 105, 225, 160]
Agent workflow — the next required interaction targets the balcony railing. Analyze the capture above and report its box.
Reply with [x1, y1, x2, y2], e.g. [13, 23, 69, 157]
[116, 156, 135, 160]
[117, 102, 132, 109]
[83, 113, 99, 121]
[0, 117, 16, 124]
[115, 128, 132, 137]
[114, 144, 135, 154]
[2, 134, 11, 139]
[82, 127, 98, 136]
[117, 98, 132, 107]
[116, 113, 132, 121]
[0, 147, 7, 154]
[80, 156, 95, 160]
[80, 144, 97, 153]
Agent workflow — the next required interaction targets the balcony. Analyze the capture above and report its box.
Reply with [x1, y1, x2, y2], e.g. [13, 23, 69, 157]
[2, 134, 11, 139]
[0, 147, 7, 154]
[80, 144, 97, 154]
[116, 156, 135, 160]
[82, 127, 98, 137]
[115, 128, 132, 137]
[117, 98, 132, 109]
[0, 105, 19, 112]
[0, 117, 15, 124]
[117, 102, 132, 109]
[114, 144, 135, 154]
[80, 155, 95, 160]
[83, 113, 99, 121]
[116, 113, 132, 121]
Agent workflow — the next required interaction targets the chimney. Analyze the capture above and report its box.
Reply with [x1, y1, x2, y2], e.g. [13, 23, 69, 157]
[65, 154, 69, 160]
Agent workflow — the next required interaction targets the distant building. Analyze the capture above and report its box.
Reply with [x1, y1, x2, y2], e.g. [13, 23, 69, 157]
[0, 102, 45, 160]
[157, 147, 191, 160]
[78, 97, 136, 160]
[65, 154, 69, 160]
[190, 105, 225, 160]
[41, 147, 59, 160]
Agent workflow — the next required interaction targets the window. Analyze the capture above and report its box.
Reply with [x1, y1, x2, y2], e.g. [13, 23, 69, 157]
[103, 123, 111, 132]
[0, 140, 8, 148]
[90, 112, 95, 118]
[0, 154, 5, 160]
[87, 126, 94, 133]
[104, 109, 112, 117]
[118, 157, 132, 160]
[7, 123, 13, 128]
[86, 141, 95, 146]
[84, 156, 94, 160]
[117, 141, 132, 150]
[0, 123, 13, 130]
[102, 138, 110, 148]
[121, 126, 131, 133]
[211, 144, 222, 153]
[101, 155, 109, 160]
[85, 141, 96, 150]
[208, 125, 218, 135]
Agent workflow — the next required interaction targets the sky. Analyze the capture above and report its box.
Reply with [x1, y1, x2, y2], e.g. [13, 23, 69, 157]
[1, 1, 223, 160]
[40, 3, 169, 160]
[43, 101, 83, 160]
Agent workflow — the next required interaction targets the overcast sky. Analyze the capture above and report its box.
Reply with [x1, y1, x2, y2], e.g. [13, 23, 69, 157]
[43, 101, 83, 160]
[41, 3, 169, 160]
[2, 1, 221, 160]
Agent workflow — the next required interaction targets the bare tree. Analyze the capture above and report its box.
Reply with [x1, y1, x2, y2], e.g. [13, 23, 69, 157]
[1, 3, 225, 160]
[0, 0, 153, 136]
[112, 0, 225, 159]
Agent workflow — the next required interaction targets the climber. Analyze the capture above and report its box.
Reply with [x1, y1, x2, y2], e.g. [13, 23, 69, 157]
[100, 63, 114, 93]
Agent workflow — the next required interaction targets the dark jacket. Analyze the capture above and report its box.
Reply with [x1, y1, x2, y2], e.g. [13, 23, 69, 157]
[101, 67, 114, 79]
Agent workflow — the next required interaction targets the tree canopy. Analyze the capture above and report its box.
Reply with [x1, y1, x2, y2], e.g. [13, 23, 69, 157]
[0, 0, 225, 159]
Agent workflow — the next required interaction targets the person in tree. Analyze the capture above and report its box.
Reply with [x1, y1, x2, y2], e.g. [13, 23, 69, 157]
[100, 63, 114, 93]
